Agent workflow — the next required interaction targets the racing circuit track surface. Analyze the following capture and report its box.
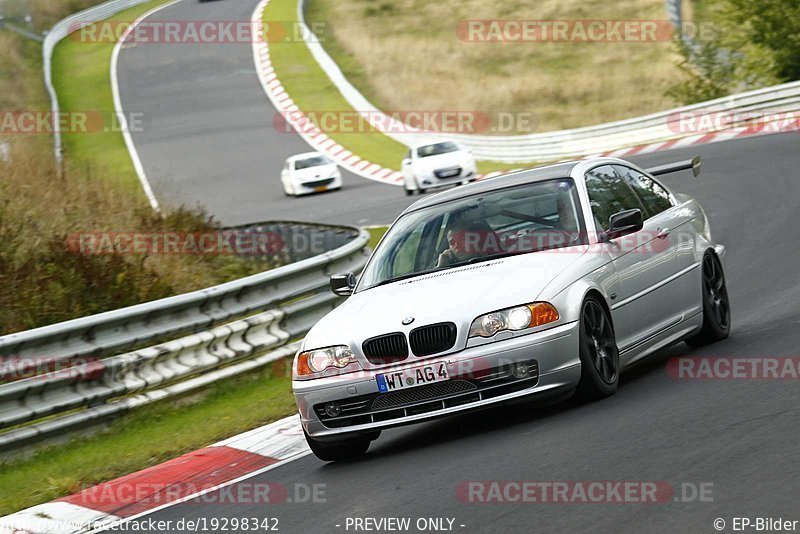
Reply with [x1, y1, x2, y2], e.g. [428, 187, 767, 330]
[116, 1, 800, 532]
[116, 132, 800, 533]
[117, 0, 414, 226]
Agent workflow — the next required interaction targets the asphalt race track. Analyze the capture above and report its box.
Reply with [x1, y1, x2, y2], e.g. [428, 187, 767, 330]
[117, 0, 414, 227]
[118, 1, 800, 532]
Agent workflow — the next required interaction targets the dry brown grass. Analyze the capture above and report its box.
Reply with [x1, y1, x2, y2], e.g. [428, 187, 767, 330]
[0, 136, 272, 333]
[28, 0, 102, 31]
[308, 0, 687, 133]
[0, 28, 269, 334]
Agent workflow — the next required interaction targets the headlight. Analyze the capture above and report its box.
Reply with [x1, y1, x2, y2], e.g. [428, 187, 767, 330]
[468, 302, 559, 338]
[296, 345, 360, 378]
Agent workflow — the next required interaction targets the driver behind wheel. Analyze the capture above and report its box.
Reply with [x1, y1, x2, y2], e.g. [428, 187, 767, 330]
[436, 218, 501, 267]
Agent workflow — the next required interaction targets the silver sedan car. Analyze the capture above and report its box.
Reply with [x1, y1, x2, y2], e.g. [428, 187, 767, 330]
[293, 156, 731, 461]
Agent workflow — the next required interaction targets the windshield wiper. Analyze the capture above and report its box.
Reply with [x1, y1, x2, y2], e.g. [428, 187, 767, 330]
[448, 251, 522, 268]
[369, 266, 449, 289]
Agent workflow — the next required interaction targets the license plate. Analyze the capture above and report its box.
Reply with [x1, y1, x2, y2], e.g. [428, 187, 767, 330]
[437, 169, 460, 178]
[376, 362, 449, 393]
[314, 186, 328, 192]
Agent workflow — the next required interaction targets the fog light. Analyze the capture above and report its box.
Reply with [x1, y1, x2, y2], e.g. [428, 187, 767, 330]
[511, 362, 529, 379]
[324, 401, 341, 417]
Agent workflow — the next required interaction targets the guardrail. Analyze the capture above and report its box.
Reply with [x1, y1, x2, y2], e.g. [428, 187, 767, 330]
[0, 17, 43, 41]
[296, 0, 800, 163]
[0, 223, 370, 452]
[43, 0, 154, 173]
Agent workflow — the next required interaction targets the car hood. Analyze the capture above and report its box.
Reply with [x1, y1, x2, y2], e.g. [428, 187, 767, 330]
[302, 246, 588, 354]
[292, 164, 337, 181]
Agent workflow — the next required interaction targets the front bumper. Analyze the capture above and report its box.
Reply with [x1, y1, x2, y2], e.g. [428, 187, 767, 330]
[293, 321, 581, 440]
[418, 168, 475, 189]
[295, 175, 342, 195]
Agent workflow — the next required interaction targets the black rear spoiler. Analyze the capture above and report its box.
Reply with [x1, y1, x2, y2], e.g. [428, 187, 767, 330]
[645, 155, 701, 177]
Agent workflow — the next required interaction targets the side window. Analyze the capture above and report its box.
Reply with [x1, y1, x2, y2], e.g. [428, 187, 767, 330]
[614, 165, 672, 216]
[584, 165, 644, 231]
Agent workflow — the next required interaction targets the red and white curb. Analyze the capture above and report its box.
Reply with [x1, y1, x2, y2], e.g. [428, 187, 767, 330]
[251, 0, 799, 183]
[0, 416, 308, 534]
[251, 0, 404, 186]
[585, 113, 800, 159]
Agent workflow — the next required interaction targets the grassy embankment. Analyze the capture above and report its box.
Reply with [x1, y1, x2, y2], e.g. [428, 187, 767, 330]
[0, 1, 275, 334]
[306, 0, 685, 132]
[265, 0, 524, 175]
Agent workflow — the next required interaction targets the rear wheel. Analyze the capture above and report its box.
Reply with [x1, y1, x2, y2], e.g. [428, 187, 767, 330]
[304, 429, 373, 462]
[686, 252, 730, 347]
[574, 296, 619, 400]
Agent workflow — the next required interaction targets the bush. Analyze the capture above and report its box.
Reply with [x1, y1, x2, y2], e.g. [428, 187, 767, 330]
[667, 0, 797, 103]
[0, 139, 273, 335]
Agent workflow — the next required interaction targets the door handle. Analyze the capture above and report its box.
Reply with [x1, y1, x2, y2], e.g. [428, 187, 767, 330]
[657, 227, 671, 239]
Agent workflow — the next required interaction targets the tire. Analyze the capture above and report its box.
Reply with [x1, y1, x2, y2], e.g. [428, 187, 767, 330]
[686, 252, 731, 347]
[413, 176, 426, 194]
[574, 295, 619, 401]
[404, 187, 414, 196]
[304, 429, 372, 462]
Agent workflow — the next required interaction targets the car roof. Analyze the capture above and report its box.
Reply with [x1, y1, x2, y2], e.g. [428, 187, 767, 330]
[401, 160, 580, 215]
[410, 139, 462, 149]
[287, 151, 324, 162]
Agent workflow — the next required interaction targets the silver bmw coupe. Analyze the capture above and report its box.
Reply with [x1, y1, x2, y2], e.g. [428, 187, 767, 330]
[293, 156, 731, 461]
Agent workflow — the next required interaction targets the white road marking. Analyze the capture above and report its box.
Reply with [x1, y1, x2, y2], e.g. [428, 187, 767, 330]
[110, 0, 184, 212]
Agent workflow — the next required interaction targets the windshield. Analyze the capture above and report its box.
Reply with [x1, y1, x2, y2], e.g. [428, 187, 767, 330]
[358, 178, 586, 291]
[294, 156, 330, 170]
[417, 142, 460, 158]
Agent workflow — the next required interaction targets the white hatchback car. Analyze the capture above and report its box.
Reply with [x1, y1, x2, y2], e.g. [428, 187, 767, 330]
[281, 152, 342, 197]
[402, 140, 477, 195]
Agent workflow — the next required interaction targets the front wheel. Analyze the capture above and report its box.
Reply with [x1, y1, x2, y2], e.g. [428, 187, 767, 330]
[686, 252, 731, 347]
[304, 429, 372, 462]
[574, 296, 619, 401]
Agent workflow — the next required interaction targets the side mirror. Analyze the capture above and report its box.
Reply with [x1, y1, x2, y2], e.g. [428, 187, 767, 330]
[606, 209, 644, 240]
[330, 272, 357, 296]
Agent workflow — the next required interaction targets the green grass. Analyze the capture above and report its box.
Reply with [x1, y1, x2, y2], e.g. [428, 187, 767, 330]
[366, 226, 388, 249]
[51, 0, 169, 194]
[265, 0, 531, 174]
[0, 361, 296, 515]
[266, 0, 407, 171]
[0, 228, 385, 514]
